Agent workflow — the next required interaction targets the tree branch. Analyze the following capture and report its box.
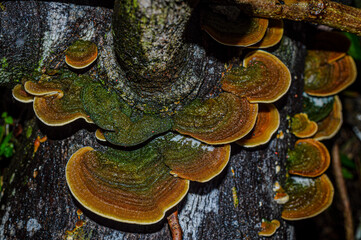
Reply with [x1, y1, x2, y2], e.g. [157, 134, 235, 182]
[210, 0, 361, 36]
[332, 143, 354, 240]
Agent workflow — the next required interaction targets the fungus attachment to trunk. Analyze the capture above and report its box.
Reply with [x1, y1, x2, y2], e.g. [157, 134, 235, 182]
[161, 133, 230, 182]
[12, 84, 34, 103]
[65, 40, 98, 69]
[314, 95, 343, 141]
[282, 174, 334, 220]
[66, 146, 189, 224]
[290, 113, 318, 138]
[201, 8, 268, 47]
[237, 103, 279, 147]
[173, 92, 258, 144]
[258, 219, 281, 237]
[287, 139, 330, 177]
[304, 33, 357, 96]
[221, 50, 291, 103]
[82, 84, 173, 147]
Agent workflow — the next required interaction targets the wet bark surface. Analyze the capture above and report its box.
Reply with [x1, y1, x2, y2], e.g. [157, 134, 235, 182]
[0, 1, 307, 239]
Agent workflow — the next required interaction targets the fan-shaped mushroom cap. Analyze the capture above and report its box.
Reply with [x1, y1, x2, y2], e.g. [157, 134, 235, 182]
[287, 139, 330, 177]
[302, 93, 334, 122]
[250, 19, 284, 49]
[24, 81, 63, 97]
[304, 53, 357, 96]
[237, 103, 279, 147]
[222, 50, 291, 103]
[66, 147, 189, 224]
[314, 95, 343, 141]
[282, 174, 334, 220]
[33, 96, 92, 126]
[12, 84, 34, 103]
[201, 9, 268, 47]
[258, 219, 281, 237]
[65, 40, 98, 69]
[290, 113, 318, 138]
[174, 93, 258, 145]
[274, 192, 290, 204]
[28, 77, 92, 126]
[95, 129, 106, 141]
[160, 134, 230, 182]
[273, 182, 289, 204]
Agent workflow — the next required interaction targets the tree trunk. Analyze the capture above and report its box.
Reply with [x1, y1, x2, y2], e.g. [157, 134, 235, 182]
[0, 1, 307, 239]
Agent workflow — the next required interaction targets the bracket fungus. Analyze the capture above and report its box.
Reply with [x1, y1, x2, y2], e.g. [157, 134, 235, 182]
[16, 71, 93, 126]
[66, 133, 230, 224]
[65, 40, 98, 69]
[282, 174, 334, 220]
[249, 19, 284, 49]
[287, 139, 330, 177]
[313, 95, 343, 141]
[201, 6, 284, 48]
[273, 181, 289, 204]
[12, 84, 34, 103]
[290, 113, 318, 138]
[95, 129, 106, 142]
[66, 146, 190, 224]
[173, 93, 258, 145]
[258, 219, 281, 237]
[201, 8, 269, 47]
[23, 1, 361, 228]
[304, 32, 357, 97]
[221, 50, 291, 103]
[237, 103, 280, 147]
[160, 134, 231, 183]
[11, 27, 294, 226]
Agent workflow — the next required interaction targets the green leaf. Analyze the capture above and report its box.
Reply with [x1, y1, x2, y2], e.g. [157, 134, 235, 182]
[342, 167, 354, 179]
[4, 143, 14, 158]
[0, 132, 12, 156]
[26, 126, 33, 139]
[4, 116, 13, 125]
[0, 126, 4, 143]
[343, 32, 361, 61]
[340, 154, 356, 169]
[1, 112, 7, 118]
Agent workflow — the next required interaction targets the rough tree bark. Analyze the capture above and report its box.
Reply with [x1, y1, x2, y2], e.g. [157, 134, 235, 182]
[0, 1, 308, 239]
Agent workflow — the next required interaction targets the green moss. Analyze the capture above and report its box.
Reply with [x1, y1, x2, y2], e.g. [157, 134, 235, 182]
[302, 94, 334, 122]
[1, 57, 8, 69]
[287, 142, 321, 172]
[222, 62, 264, 88]
[90, 145, 170, 192]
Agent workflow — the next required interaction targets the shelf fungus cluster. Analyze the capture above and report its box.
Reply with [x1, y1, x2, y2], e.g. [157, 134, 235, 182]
[290, 32, 350, 141]
[12, 30, 293, 224]
[201, 7, 284, 48]
[283, 31, 357, 221]
[281, 139, 333, 220]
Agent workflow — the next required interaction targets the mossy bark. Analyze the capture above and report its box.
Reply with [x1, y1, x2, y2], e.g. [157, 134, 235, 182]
[0, 1, 307, 239]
